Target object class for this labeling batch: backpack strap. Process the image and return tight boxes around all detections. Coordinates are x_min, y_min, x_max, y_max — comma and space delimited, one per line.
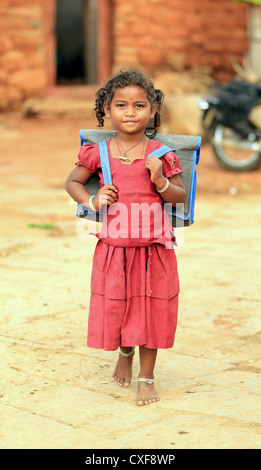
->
146, 145, 174, 159
98, 140, 113, 185
76, 141, 112, 218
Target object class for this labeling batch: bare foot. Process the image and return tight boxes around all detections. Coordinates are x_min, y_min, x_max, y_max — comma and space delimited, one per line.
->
137, 379, 160, 406
112, 347, 135, 387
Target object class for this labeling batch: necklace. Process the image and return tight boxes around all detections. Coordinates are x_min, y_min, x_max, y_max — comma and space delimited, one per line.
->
115, 135, 145, 162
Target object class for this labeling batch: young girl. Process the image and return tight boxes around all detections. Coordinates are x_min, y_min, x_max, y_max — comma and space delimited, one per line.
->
65, 69, 186, 406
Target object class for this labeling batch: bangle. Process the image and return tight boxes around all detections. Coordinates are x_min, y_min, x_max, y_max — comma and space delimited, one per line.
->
156, 178, 170, 193
88, 195, 97, 211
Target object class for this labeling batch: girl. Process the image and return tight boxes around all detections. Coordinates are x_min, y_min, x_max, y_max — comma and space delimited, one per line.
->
65, 69, 186, 406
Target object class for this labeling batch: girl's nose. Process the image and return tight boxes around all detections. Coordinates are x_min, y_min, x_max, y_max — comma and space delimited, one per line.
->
126, 107, 135, 116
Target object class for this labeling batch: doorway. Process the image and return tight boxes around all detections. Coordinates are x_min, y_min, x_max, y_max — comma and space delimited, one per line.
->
56, 0, 97, 85
44, 0, 112, 88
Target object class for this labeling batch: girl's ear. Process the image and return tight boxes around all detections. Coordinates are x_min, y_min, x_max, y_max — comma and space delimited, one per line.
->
150, 102, 158, 120
103, 103, 111, 119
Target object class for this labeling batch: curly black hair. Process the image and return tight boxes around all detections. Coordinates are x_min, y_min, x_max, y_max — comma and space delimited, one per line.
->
94, 69, 164, 129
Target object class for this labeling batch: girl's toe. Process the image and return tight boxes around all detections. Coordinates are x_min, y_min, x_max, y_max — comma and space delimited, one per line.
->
137, 397, 145, 406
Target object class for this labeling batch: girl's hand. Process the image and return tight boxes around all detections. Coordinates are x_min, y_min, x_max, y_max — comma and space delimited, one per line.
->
145, 156, 166, 187
93, 185, 118, 210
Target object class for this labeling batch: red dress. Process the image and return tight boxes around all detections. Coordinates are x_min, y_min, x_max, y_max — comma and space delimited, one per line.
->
76, 139, 183, 350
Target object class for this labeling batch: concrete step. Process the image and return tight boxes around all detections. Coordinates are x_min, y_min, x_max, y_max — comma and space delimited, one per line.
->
23, 85, 98, 118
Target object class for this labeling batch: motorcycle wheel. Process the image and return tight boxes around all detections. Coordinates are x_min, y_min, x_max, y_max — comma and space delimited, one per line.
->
212, 123, 261, 171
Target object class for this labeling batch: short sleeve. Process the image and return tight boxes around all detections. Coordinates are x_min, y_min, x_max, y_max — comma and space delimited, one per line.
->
161, 151, 183, 178
75, 144, 100, 174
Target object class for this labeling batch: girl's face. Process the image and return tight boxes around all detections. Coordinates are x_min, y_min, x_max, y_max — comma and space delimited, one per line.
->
104, 86, 157, 136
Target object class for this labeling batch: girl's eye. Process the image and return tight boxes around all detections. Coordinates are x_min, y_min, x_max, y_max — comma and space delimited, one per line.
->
136, 104, 145, 108
116, 104, 125, 108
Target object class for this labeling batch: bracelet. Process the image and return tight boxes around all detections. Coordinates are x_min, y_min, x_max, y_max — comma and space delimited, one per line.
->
88, 195, 97, 211
156, 178, 170, 193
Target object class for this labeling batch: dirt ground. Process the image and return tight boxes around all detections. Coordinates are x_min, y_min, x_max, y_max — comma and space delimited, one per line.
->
0, 111, 261, 450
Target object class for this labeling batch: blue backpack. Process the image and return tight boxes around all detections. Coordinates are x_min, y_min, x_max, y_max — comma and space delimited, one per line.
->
76, 130, 201, 227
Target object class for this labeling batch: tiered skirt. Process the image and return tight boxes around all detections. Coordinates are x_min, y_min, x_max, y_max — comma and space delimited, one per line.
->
87, 240, 180, 351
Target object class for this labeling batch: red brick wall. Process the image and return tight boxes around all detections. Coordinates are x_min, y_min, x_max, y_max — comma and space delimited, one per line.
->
0, 0, 248, 111
0, 0, 46, 110
112, 0, 248, 82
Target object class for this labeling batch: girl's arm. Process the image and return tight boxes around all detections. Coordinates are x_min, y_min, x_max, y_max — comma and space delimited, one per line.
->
145, 156, 186, 205
65, 165, 118, 210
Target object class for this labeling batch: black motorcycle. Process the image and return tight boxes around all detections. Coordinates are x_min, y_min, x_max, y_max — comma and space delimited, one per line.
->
199, 79, 261, 171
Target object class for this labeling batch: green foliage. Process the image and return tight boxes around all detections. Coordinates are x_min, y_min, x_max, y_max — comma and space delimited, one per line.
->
236, 0, 261, 5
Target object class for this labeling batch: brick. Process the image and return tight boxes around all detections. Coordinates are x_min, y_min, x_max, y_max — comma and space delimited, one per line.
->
9, 0, 42, 6
27, 50, 45, 69
0, 85, 22, 110
0, 35, 13, 53
6, 85, 23, 105
204, 40, 229, 52
0, 85, 8, 109
137, 48, 165, 67
191, 32, 205, 45
184, 14, 203, 30
1, 50, 24, 72
12, 32, 42, 52
9, 69, 46, 93
7, 6, 42, 20
0, 69, 8, 85
205, 53, 223, 69
213, 70, 233, 83
226, 40, 248, 54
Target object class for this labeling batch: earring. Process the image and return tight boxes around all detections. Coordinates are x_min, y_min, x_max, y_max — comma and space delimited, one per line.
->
145, 127, 158, 139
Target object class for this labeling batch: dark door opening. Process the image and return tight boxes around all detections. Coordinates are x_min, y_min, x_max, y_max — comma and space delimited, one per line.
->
56, 0, 97, 85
